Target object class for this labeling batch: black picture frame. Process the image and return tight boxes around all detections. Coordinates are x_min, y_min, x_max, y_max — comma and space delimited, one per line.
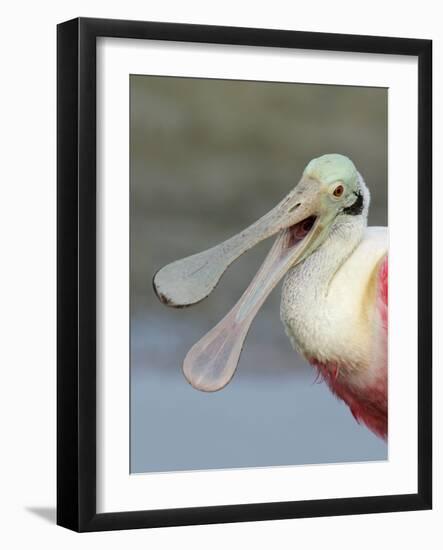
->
57, 17, 432, 532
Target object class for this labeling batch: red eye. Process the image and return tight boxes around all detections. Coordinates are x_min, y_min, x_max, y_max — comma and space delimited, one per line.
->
333, 184, 344, 198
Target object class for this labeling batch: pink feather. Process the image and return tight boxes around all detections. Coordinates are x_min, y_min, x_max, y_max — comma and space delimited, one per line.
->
309, 255, 388, 439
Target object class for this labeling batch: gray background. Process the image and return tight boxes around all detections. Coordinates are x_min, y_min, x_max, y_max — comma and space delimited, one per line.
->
130, 75, 387, 473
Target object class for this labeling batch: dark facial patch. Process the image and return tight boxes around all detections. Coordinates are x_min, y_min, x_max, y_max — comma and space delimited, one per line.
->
342, 191, 364, 216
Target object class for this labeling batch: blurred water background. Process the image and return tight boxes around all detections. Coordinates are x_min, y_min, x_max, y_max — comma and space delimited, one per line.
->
130, 75, 388, 473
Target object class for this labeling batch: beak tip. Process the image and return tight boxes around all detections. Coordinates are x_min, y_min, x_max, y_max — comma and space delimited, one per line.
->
152, 273, 197, 309
152, 269, 177, 307
152, 270, 167, 303
182, 367, 229, 393
153, 265, 211, 308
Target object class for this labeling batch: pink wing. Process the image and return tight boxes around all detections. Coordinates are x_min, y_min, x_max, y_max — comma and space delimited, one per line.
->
360, 253, 388, 439
311, 254, 389, 440
377, 254, 388, 331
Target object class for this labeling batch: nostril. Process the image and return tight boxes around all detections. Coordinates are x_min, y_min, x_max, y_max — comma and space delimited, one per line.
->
289, 202, 301, 213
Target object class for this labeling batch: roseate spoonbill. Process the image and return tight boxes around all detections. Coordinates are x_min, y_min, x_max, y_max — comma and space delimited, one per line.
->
153, 154, 388, 439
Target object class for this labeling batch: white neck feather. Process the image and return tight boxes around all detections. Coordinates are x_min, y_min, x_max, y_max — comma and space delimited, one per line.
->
285, 172, 370, 294
294, 215, 366, 287
280, 212, 368, 366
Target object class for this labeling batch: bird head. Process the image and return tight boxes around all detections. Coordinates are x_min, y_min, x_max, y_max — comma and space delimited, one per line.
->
303, 153, 370, 220
153, 154, 370, 391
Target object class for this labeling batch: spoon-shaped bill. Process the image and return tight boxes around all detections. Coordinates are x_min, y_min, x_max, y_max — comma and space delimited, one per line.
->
183, 221, 323, 391
152, 182, 321, 308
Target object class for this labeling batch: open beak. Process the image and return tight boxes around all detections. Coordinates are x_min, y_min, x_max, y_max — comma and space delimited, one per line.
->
153, 176, 334, 391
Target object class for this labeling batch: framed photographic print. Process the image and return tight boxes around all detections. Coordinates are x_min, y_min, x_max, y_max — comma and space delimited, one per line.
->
57, 17, 432, 532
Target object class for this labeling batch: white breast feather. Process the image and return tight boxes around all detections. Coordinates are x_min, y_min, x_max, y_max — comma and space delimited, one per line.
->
280, 226, 387, 386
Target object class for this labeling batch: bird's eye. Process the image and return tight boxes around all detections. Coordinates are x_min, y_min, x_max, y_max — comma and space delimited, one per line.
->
332, 184, 344, 198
